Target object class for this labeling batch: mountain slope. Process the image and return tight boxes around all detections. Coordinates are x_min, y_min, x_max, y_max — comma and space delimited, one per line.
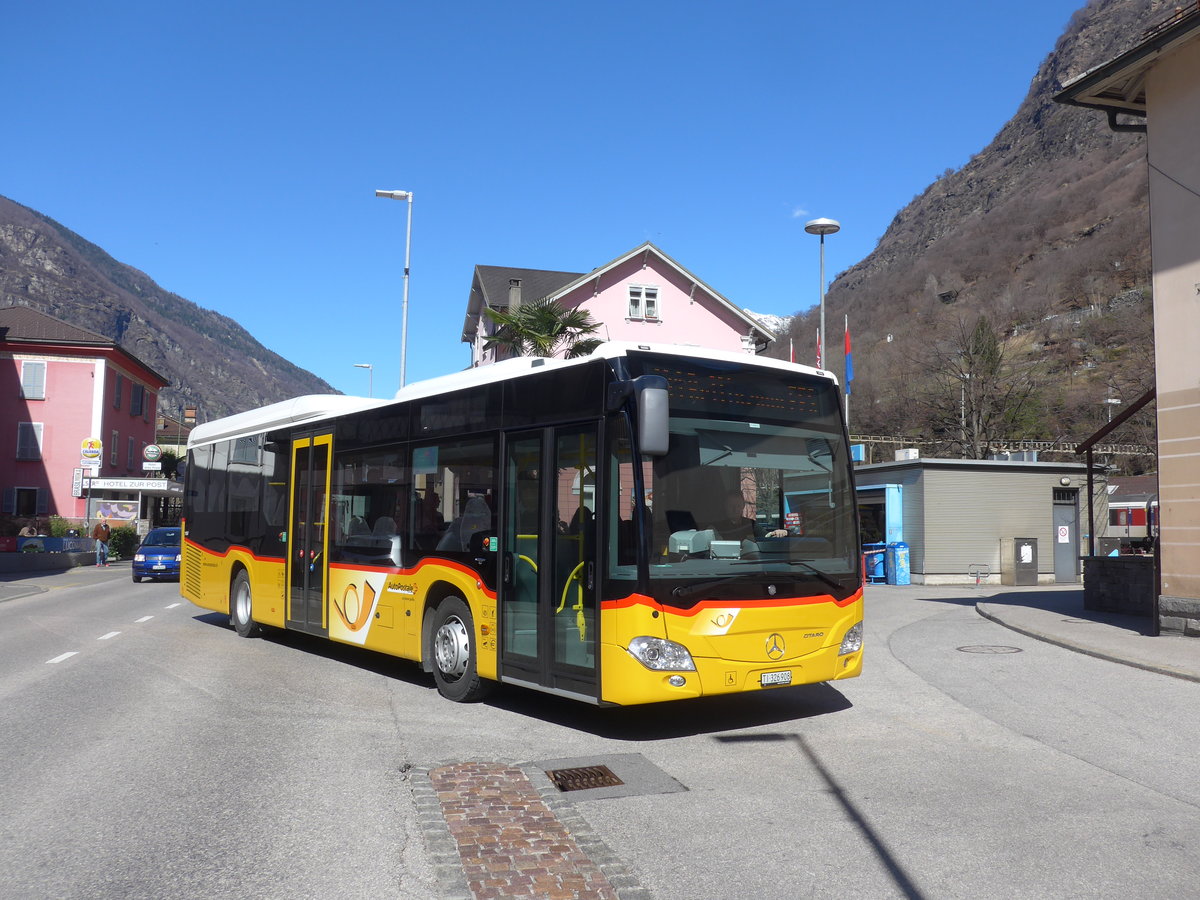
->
781, 0, 1167, 462
0, 194, 334, 419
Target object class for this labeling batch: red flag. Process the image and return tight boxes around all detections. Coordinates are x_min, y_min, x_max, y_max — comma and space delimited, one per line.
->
815, 328, 822, 369
789, 338, 795, 363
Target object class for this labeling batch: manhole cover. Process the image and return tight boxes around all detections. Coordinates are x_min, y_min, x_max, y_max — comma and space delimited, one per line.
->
546, 765, 625, 792
957, 645, 1024, 654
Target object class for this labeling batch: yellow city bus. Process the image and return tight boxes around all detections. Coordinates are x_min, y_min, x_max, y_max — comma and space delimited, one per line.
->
180, 342, 862, 704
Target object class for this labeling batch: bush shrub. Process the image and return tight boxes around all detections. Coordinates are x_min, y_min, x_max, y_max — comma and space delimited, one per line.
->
47, 516, 78, 537
108, 527, 140, 559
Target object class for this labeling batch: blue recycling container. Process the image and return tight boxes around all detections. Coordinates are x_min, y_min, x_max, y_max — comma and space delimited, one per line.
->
885, 542, 911, 585
863, 542, 886, 583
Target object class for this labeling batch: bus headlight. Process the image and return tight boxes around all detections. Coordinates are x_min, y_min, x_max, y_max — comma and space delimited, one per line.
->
627, 636, 697, 671
839, 622, 863, 655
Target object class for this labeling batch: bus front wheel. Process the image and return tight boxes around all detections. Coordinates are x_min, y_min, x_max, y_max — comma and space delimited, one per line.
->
430, 596, 491, 703
230, 570, 262, 638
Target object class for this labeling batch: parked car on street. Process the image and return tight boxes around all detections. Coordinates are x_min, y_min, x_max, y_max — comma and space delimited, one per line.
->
132, 527, 182, 582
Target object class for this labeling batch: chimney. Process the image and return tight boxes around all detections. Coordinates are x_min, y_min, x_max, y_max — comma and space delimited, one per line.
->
508, 278, 522, 309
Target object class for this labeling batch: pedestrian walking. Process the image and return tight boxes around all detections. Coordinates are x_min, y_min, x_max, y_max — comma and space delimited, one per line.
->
91, 520, 111, 566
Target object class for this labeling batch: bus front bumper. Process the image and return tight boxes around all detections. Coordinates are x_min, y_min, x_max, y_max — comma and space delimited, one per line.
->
599, 639, 862, 706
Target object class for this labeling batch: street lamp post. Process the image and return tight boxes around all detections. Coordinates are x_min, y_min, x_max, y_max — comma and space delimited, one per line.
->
1105, 397, 1122, 423
804, 218, 841, 371
354, 363, 374, 398
375, 188, 414, 389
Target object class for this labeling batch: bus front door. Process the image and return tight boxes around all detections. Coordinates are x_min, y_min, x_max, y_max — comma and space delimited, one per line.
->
287, 434, 331, 636
500, 426, 599, 700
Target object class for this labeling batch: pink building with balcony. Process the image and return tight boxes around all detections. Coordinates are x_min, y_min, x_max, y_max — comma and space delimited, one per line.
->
461, 242, 778, 366
1, 306, 168, 524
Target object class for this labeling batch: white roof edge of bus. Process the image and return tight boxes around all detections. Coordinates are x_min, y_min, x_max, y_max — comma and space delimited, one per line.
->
188, 395, 388, 448
387, 341, 836, 403
189, 342, 837, 448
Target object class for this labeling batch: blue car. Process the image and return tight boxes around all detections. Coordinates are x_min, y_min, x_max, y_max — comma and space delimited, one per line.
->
132, 527, 182, 582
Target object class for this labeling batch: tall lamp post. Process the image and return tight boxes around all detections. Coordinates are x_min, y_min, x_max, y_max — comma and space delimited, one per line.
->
804, 218, 840, 371
375, 188, 414, 389
354, 363, 374, 398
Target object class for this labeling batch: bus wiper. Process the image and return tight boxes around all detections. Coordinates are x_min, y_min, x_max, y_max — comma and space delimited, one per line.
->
671, 576, 739, 601
785, 561, 844, 593
727, 559, 844, 592
672, 563, 844, 602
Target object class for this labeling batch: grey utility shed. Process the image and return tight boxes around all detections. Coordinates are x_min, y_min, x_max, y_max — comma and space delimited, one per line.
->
854, 457, 1108, 585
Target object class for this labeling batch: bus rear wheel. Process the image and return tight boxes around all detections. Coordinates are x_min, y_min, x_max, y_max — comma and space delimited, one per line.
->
430, 596, 491, 702
230, 570, 262, 638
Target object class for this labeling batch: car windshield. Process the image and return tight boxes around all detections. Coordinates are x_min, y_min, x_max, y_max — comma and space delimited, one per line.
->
143, 530, 181, 547
610, 353, 859, 604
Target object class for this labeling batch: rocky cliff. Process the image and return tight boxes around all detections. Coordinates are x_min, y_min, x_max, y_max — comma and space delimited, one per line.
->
0, 194, 334, 419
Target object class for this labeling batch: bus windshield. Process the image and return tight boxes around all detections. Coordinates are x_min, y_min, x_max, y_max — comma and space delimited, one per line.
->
616, 353, 858, 604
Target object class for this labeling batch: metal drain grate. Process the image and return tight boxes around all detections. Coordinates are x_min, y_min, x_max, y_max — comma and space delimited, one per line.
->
546, 765, 625, 792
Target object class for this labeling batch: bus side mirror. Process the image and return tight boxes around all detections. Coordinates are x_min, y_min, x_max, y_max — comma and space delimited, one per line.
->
635, 375, 669, 456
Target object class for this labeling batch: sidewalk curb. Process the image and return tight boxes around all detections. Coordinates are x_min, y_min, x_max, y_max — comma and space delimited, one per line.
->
976, 603, 1200, 684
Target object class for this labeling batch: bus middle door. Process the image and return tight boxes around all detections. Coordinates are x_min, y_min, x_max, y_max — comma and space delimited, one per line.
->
287, 434, 332, 636
499, 425, 599, 700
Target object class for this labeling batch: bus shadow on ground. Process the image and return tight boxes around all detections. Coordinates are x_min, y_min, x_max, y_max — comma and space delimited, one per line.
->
489, 682, 853, 741
192, 611, 854, 737
192, 612, 436, 687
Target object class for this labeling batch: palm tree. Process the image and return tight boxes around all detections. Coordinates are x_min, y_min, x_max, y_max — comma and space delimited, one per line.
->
483, 297, 603, 359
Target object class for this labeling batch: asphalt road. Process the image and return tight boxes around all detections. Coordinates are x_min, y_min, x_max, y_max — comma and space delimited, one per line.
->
1, 571, 1196, 899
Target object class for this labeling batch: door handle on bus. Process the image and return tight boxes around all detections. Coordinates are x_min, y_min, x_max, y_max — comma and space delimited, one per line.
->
586, 561, 594, 591
502, 552, 513, 586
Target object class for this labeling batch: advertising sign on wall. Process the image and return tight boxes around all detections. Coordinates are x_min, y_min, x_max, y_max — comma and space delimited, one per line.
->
89, 500, 139, 522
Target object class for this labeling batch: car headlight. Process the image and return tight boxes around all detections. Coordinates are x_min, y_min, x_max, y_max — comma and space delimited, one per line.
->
134, 554, 146, 562
627, 636, 696, 671
839, 622, 863, 655
174, 554, 182, 562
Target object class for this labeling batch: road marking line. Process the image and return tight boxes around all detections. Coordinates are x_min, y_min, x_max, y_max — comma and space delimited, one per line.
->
165, 603, 181, 609
135, 616, 153, 623
99, 632, 121, 641
47, 652, 78, 664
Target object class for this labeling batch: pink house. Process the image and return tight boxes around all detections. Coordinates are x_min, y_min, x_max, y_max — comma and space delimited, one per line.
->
461, 242, 778, 366
1, 306, 168, 525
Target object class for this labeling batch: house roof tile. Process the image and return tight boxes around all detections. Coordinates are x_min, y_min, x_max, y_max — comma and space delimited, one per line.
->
0, 304, 113, 345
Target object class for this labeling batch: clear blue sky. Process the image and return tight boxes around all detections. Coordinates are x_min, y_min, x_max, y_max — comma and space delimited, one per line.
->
5, 0, 1086, 402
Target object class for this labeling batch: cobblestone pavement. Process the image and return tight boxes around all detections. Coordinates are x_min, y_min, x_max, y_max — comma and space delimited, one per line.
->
413, 762, 651, 900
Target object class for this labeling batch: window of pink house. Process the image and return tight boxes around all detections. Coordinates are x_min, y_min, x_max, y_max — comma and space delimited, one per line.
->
628, 285, 659, 321
20, 361, 46, 400
17, 423, 44, 460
